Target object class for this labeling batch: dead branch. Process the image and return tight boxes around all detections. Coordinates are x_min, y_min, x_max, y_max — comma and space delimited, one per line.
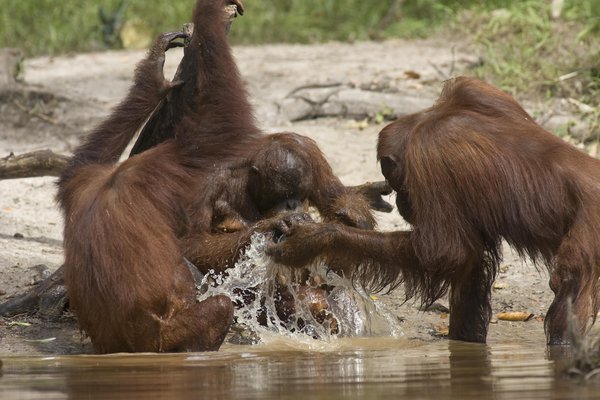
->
0, 266, 67, 319
0, 150, 69, 180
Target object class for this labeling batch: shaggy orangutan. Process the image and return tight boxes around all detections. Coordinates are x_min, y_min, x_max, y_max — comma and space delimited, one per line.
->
180, 132, 380, 273
176, 126, 395, 334
178, 133, 383, 333
0, 0, 392, 334
56, 0, 251, 353
53, 0, 386, 351
267, 76, 600, 345
118, 0, 388, 277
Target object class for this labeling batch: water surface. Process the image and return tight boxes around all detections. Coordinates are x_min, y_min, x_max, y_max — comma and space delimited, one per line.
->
3, 237, 595, 399
1, 337, 597, 400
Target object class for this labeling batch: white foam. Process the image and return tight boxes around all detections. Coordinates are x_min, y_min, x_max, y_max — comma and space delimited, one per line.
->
198, 233, 403, 342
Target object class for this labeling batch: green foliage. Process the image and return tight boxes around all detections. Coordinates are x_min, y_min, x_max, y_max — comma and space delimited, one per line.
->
0, 0, 597, 109
228, 0, 394, 43
460, 2, 558, 93
0, 0, 194, 55
0, 0, 524, 55
1, 0, 101, 55
453, 1, 600, 107
566, 0, 600, 40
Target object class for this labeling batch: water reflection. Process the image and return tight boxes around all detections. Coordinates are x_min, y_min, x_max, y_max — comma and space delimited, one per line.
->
1, 338, 598, 400
448, 341, 493, 398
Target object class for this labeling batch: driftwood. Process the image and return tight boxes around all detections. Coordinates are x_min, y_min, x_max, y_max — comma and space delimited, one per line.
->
280, 85, 435, 122
0, 267, 67, 319
0, 150, 69, 179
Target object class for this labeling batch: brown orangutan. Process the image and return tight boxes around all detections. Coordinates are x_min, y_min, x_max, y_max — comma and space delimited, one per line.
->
118, 0, 389, 332
55, 0, 252, 353
48, 0, 390, 351
179, 132, 380, 274
267, 76, 600, 345
0, 0, 392, 338
177, 132, 386, 333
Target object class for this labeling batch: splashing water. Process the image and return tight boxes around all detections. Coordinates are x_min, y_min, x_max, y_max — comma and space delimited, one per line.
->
197, 233, 403, 343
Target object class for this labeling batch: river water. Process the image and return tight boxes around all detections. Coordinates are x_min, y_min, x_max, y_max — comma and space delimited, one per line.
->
2, 235, 598, 399
1, 337, 598, 399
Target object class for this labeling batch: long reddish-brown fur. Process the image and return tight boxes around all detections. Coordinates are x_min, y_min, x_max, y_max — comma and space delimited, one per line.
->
55, 0, 380, 351
180, 131, 377, 274
125, 9, 380, 275
56, 0, 248, 353
268, 76, 600, 345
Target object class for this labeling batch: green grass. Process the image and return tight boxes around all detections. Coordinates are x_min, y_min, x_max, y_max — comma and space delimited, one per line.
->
1, 0, 598, 115
0, 0, 521, 55
452, 0, 600, 109
0, 0, 193, 55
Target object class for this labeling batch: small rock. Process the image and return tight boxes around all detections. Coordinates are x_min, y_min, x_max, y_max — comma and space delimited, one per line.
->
404, 70, 421, 80
28, 264, 51, 286
543, 114, 589, 142
429, 323, 449, 337
420, 302, 449, 313
13, 233, 24, 239
499, 264, 511, 273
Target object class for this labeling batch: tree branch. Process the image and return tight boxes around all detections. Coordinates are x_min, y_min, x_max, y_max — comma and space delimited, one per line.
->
0, 150, 69, 179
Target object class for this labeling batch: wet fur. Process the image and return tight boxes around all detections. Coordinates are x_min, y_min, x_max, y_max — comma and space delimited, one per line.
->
269, 77, 600, 345
379, 77, 600, 344
56, 1, 245, 353
180, 132, 376, 274
57, 0, 378, 352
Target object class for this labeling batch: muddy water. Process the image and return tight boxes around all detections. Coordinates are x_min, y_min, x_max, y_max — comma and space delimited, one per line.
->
1, 337, 597, 400
2, 238, 596, 399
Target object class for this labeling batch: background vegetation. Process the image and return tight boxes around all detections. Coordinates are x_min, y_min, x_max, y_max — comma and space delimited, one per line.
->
1, 0, 598, 110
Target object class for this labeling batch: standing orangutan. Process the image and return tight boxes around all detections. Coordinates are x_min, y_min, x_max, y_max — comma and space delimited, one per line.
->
267, 76, 600, 345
